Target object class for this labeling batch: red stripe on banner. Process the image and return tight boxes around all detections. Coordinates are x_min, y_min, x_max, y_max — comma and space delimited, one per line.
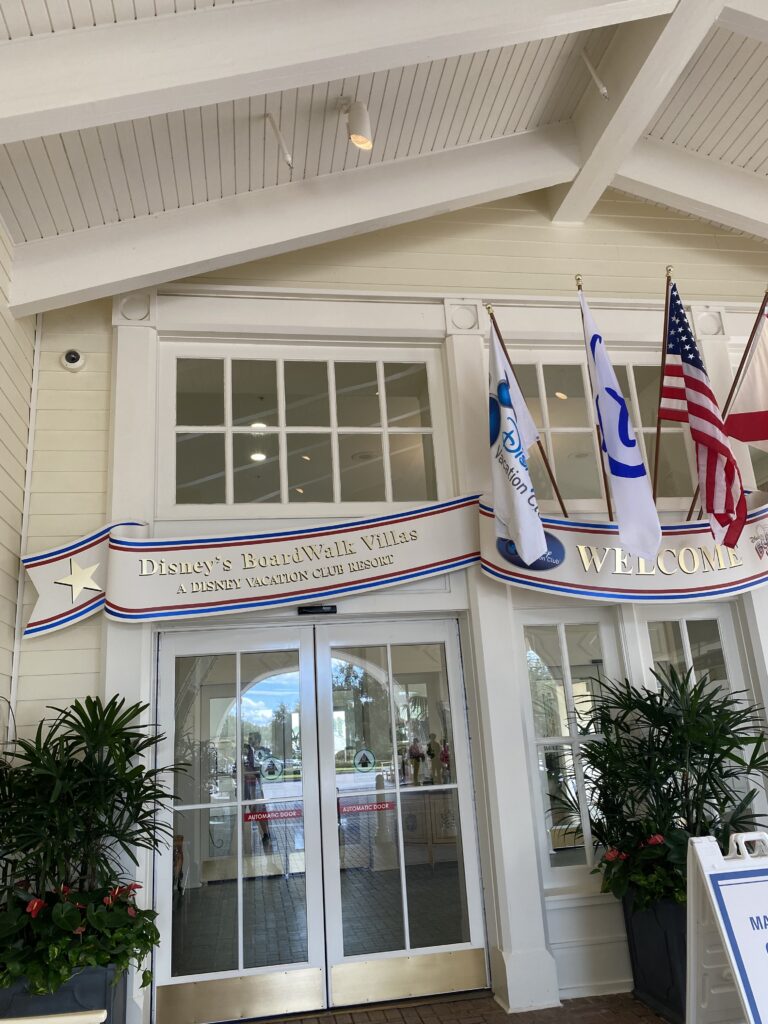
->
243, 808, 302, 823
105, 552, 481, 615
726, 409, 768, 443
26, 591, 105, 629
339, 801, 396, 814
27, 534, 106, 568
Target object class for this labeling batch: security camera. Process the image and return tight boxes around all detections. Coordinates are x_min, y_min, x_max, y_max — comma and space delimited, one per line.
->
60, 349, 85, 372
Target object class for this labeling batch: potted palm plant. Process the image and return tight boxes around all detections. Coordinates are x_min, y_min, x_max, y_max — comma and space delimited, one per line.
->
576, 665, 768, 1024
0, 695, 176, 1021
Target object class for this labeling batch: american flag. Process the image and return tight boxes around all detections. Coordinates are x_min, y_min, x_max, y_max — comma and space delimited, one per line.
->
659, 283, 746, 548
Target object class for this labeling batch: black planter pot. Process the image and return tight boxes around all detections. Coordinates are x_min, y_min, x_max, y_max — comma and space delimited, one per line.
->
622, 892, 686, 1024
0, 965, 126, 1022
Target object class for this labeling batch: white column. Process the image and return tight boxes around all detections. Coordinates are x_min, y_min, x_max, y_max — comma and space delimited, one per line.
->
444, 300, 560, 1011
106, 291, 159, 1024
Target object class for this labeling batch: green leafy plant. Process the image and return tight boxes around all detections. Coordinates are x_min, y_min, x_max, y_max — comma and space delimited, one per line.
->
0, 696, 178, 994
576, 666, 768, 909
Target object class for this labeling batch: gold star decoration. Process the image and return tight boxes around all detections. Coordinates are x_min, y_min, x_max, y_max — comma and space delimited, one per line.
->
54, 559, 103, 603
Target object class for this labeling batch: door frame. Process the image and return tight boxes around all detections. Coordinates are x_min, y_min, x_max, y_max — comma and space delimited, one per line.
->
153, 616, 488, 1021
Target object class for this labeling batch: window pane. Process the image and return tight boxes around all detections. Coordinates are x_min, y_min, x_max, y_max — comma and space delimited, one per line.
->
287, 434, 333, 502
389, 433, 436, 502
614, 365, 636, 417
336, 362, 381, 427
644, 431, 692, 499
337, 792, 405, 955
750, 445, 768, 492
385, 363, 432, 428
687, 619, 728, 688
564, 625, 603, 730
175, 654, 237, 805
514, 364, 543, 427
176, 433, 225, 503
242, 801, 308, 968
543, 365, 589, 427
538, 744, 585, 867
241, 650, 303, 798
331, 646, 394, 794
551, 433, 602, 499
525, 625, 567, 738
339, 434, 385, 500
233, 433, 280, 502
172, 806, 239, 976
285, 361, 330, 427
648, 620, 686, 677
400, 790, 470, 948
634, 365, 661, 428
176, 359, 224, 426
391, 643, 454, 788
232, 360, 278, 427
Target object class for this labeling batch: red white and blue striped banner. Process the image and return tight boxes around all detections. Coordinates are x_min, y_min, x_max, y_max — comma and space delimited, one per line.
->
22, 497, 480, 637
480, 500, 768, 602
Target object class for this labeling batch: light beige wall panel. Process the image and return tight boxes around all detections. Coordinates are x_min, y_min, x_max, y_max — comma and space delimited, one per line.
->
187, 190, 768, 301
15, 299, 112, 735
0, 222, 33, 726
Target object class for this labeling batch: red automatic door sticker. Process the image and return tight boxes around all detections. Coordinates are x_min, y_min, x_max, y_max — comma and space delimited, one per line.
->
243, 807, 302, 822
340, 800, 396, 813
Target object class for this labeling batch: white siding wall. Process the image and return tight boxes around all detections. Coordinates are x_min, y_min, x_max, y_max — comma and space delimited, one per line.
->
14, 300, 112, 735
0, 224, 34, 734
185, 190, 768, 300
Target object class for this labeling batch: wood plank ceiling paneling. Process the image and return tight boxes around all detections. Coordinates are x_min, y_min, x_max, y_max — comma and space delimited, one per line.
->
0, 0, 255, 37
646, 27, 768, 177
0, 26, 615, 241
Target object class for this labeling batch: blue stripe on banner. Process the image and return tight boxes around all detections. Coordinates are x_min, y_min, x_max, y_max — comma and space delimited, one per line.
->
24, 598, 106, 636
23, 521, 144, 566
480, 561, 768, 601
110, 496, 481, 551
106, 556, 480, 621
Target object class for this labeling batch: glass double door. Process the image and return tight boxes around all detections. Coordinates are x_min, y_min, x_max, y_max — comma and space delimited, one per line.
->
155, 620, 486, 1024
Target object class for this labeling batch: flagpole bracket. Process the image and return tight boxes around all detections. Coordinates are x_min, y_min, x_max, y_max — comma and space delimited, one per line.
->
575, 274, 583, 290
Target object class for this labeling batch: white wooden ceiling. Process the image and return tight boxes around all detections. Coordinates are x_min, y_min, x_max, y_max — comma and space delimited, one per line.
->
647, 26, 768, 176
2, 0, 768, 315
0, 0, 257, 38
0, 27, 614, 242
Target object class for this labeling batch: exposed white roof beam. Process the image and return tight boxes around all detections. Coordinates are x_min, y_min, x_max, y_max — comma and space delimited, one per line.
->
551, 0, 725, 223
615, 137, 768, 240
9, 124, 579, 317
0, 0, 675, 145
720, 0, 768, 44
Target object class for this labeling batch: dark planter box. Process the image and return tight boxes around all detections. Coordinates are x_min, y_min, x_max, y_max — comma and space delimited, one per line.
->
622, 892, 686, 1024
0, 965, 126, 1022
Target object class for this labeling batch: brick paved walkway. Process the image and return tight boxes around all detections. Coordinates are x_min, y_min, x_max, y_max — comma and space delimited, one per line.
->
272, 992, 663, 1024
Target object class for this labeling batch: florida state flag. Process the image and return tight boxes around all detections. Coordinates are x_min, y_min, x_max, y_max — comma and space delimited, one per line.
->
725, 309, 768, 453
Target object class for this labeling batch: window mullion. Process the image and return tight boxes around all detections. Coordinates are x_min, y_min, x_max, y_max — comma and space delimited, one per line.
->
328, 360, 340, 503
277, 359, 288, 504
680, 619, 695, 677
224, 358, 234, 506
378, 362, 393, 502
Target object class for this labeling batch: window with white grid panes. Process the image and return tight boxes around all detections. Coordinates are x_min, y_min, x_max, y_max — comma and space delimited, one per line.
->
513, 360, 695, 509
170, 354, 438, 507
524, 622, 606, 870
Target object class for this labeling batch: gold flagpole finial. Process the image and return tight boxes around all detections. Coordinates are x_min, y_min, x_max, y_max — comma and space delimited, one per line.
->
575, 274, 583, 291
666, 265, 674, 279
485, 303, 493, 314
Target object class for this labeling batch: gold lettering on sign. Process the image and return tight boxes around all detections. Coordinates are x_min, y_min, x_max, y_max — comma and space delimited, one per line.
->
613, 549, 633, 575
637, 557, 656, 576
577, 546, 612, 573
677, 547, 700, 575
728, 548, 743, 568
576, 543, 741, 578
656, 549, 676, 575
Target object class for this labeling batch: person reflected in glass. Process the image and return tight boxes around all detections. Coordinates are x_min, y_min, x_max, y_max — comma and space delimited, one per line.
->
408, 736, 425, 786
244, 731, 270, 843
426, 733, 440, 784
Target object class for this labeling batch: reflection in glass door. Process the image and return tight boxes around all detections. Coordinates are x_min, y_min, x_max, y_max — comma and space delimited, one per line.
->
155, 621, 486, 1024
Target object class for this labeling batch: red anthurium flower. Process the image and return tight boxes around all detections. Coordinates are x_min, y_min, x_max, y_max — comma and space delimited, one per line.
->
646, 834, 665, 846
127, 906, 137, 918
73, 925, 86, 935
26, 897, 47, 918
59, 884, 71, 895
618, 852, 629, 861
604, 848, 620, 862
126, 883, 142, 892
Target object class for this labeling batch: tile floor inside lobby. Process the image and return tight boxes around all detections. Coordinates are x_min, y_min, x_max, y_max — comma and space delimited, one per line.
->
268, 993, 663, 1024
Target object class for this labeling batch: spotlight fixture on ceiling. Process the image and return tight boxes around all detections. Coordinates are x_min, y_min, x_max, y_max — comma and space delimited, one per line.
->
339, 98, 373, 151
580, 51, 609, 100
265, 113, 294, 169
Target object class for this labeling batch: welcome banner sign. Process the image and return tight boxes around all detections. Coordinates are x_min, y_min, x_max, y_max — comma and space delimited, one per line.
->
23, 497, 481, 636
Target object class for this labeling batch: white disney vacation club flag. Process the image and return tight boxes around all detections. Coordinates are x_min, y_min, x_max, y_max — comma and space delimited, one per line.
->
580, 291, 661, 562
489, 321, 548, 566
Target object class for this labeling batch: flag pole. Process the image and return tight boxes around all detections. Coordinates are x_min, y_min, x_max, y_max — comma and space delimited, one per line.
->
575, 275, 614, 522
486, 304, 569, 518
652, 266, 674, 501
685, 283, 768, 520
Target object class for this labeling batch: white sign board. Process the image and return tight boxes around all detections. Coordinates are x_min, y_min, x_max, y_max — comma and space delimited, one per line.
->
688, 833, 768, 1024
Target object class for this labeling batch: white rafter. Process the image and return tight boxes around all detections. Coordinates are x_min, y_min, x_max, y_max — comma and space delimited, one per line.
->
720, 0, 768, 44
8, 124, 579, 316
551, 0, 725, 223
0, 0, 675, 145
615, 137, 768, 240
